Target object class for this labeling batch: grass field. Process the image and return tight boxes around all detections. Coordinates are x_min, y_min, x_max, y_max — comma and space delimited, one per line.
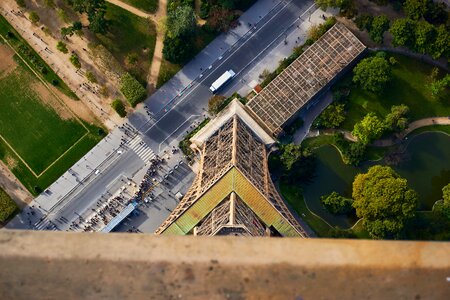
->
0, 52, 103, 195
97, 3, 157, 84
121, 0, 158, 13
0, 15, 77, 100
339, 53, 450, 131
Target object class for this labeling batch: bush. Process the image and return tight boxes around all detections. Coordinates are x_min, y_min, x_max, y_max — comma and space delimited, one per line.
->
321, 191, 354, 215
56, 41, 68, 54
69, 54, 81, 69
15, 0, 26, 8
120, 72, 147, 107
111, 99, 127, 117
208, 95, 226, 115
0, 188, 19, 222
29, 12, 40, 24
85, 71, 97, 83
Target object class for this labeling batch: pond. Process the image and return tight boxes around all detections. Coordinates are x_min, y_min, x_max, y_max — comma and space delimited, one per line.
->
302, 132, 450, 229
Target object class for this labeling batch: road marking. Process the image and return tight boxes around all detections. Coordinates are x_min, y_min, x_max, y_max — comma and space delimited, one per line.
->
158, 115, 201, 152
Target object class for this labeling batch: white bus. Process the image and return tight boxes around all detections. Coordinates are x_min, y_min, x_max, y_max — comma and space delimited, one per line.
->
209, 69, 236, 93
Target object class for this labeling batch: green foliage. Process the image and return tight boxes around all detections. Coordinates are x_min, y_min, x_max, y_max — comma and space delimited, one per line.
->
355, 14, 373, 31
163, 35, 195, 64
69, 54, 81, 69
111, 99, 127, 117
390, 18, 417, 47
352, 165, 419, 239
403, 0, 428, 20
206, 6, 239, 33
307, 17, 337, 41
44, 0, 56, 8
0, 188, 18, 222
166, 5, 196, 38
85, 71, 97, 83
57, 9, 70, 23
352, 113, 386, 145
369, 15, 390, 44
414, 20, 436, 54
424, 1, 449, 25
432, 183, 450, 220
279, 144, 303, 171
126, 52, 139, 65
320, 191, 354, 215
67, 0, 108, 34
332, 133, 367, 166
353, 56, 391, 93
179, 118, 210, 158
314, 103, 346, 129
157, 59, 181, 88
430, 25, 449, 59
384, 104, 409, 131
119, 72, 147, 107
15, 0, 26, 8
429, 74, 450, 99
56, 41, 68, 54
29, 12, 40, 24
208, 95, 227, 115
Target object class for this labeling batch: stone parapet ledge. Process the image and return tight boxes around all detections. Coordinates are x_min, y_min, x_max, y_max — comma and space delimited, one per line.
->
0, 230, 449, 299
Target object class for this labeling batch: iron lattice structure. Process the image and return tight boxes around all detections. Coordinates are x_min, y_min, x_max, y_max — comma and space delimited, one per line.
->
155, 102, 308, 237
247, 23, 366, 135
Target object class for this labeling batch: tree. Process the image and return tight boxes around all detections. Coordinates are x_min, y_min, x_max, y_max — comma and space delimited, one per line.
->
61, 26, 73, 38
15, 0, 26, 8
432, 183, 450, 220
206, 7, 238, 33
166, 6, 196, 38
162, 35, 195, 64
414, 20, 436, 54
343, 142, 366, 166
279, 144, 303, 171
29, 11, 40, 24
352, 165, 418, 239
67, 0, 108, 34
353, 56, 391, 92
384, 104, 409, 131
89, 10, 108, 34
429, 74, 450, 99
369, 15, 390, 44
354, 14, 373, 31
314, 103, 346, 128
424, 1, 449, 25
352, 113, 386, 145
403, 0, 428, 20
111, 99, 127, 117
208, 95, 227, 115
321, 191, 354, 215
120, 72, 147, 107
69, 54, 81, 69
430, 25, 450, 59
390, 18, 416, 47
56, 41, 68, 54
85, 71, 97, 83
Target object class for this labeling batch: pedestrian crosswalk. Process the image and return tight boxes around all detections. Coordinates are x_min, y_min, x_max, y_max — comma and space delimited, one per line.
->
128, 136, 156, 162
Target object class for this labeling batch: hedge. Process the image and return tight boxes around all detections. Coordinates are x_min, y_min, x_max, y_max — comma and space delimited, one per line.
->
0, 188, 18, 223
120, 72, 147, 107
111, 99, 127, 117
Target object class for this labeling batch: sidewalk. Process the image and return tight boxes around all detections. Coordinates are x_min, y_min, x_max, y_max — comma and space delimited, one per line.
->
146, 0, 289, 113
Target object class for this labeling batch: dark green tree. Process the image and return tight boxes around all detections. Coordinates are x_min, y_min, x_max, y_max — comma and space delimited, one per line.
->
162, 35, 195, 64
414, 20, 436, 54
314, 103, 346, 128
390, 18, 416, 47
279, 144, 303, 171
352, 165, 418, 239
369, 15, 390, 44
403, 0, 428, 20
166, 5, 197, 38
384, 104, 409, 131
353, 56, 391, 92
430, 25, 450, 59
321, 191, 354, 215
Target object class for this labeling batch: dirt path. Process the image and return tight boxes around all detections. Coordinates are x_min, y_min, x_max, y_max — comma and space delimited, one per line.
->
0, 161, 33, 209
105, 0, 167, 91
314, 117, 450, 147
0, 1, 120, 129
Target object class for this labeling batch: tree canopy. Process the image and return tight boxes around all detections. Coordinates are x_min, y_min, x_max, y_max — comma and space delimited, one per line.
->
166, 5, 197, 38
384, 104, 409, 132
352, 165, 418, 239
390, 18, 417, 48
403, 0, 428, 20
352, 113, 386, 145
321, 191, 354, 215
279, 143, 303, 171
314, 103, 346, 129
353, 56, 391, 93
369, 15, 390, 44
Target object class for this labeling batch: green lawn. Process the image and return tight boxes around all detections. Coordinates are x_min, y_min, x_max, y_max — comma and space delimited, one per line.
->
97, 3, 157, 84
157, 58, 182, 88
0, 63, 103, 196
279, 181, 332, 237
339, 53, 450, 131
0, 15, 77, 100
121, 0, 158, 13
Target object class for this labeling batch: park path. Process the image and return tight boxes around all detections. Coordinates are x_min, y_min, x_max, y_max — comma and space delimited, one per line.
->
105, 0, 167, 91
309, 117, 450, 147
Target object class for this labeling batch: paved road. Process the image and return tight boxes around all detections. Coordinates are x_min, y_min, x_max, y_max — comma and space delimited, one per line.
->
7, 0, 317, 232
